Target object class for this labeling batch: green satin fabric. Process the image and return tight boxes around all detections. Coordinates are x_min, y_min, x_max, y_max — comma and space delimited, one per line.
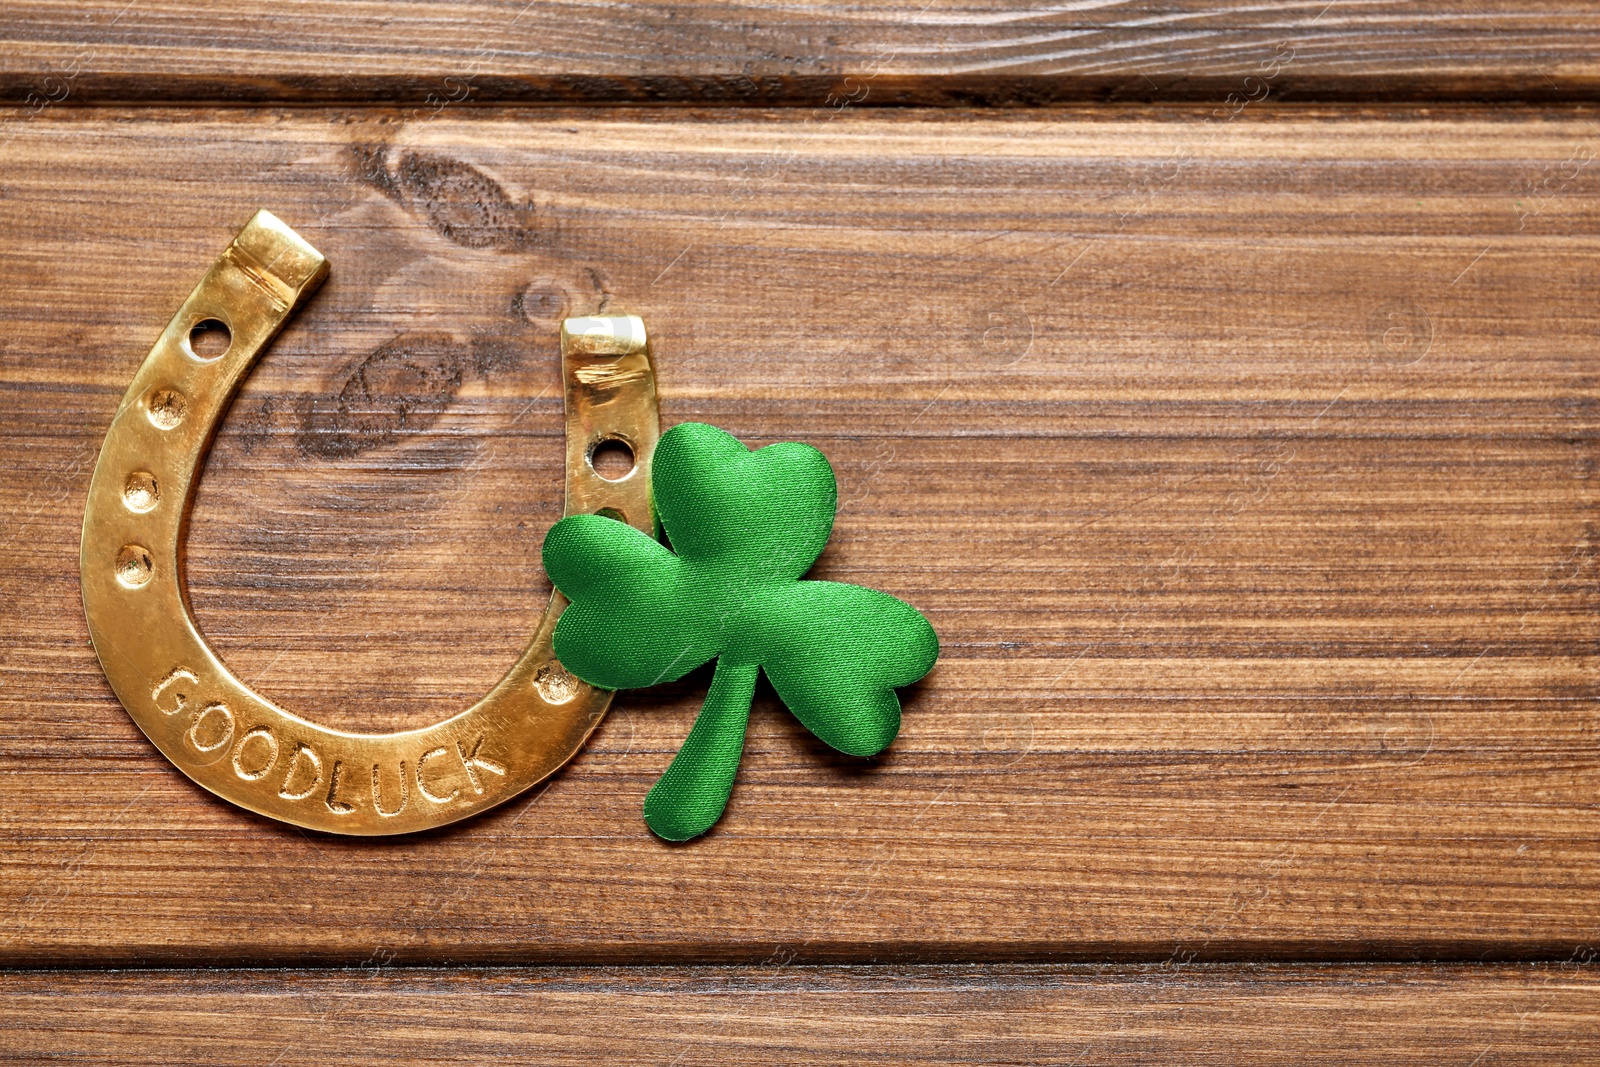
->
543, 422, 939, 840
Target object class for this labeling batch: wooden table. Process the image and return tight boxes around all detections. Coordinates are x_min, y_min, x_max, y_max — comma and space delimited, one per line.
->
3, 3, 1599, 1062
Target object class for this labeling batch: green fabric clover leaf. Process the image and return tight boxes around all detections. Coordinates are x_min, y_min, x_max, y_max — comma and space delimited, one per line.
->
542, 421, 939, 841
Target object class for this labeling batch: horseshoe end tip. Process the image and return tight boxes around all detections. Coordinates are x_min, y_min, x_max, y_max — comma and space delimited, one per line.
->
236, 208, 330, 303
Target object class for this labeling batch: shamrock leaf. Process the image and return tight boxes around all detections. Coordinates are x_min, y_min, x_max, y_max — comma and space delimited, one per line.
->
543, 422, 938, 840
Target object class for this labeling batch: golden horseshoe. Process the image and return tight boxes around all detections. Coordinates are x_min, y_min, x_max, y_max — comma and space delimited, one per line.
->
79, 210, 659, 835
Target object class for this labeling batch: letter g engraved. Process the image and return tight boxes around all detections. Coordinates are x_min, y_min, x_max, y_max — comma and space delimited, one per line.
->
152, 668, 198, 715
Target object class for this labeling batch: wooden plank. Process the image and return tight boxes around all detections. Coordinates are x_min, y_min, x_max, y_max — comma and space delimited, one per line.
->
2, 107, 1599, 964
4, 963, 1599, 1064
3, 3, 1600, 106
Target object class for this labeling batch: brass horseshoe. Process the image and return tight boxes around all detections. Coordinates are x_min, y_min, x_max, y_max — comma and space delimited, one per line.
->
79, 210, 659, 835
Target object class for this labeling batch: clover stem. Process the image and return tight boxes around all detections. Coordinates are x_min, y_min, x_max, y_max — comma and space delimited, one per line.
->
643, 659, 760, 841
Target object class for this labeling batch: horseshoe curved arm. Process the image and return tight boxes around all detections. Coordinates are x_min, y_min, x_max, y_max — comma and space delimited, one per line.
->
79, 210, 658, 835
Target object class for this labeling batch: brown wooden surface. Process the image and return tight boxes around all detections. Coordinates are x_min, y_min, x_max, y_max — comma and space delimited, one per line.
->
7, 964, 1600, 1065
5, 3, 1600, 1058
4, 2, 1600, 105
2, 107, 1599, 969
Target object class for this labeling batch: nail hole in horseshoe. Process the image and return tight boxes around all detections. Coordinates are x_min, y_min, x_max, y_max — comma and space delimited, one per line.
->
186, 318, 232, 362
594, 507, 625, 523
588, 437, 635, 481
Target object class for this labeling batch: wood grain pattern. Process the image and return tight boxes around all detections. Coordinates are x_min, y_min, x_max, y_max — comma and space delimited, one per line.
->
3, 2, 1600, 105
5, 964, 1599, 1064
2, 107, 1597, 965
